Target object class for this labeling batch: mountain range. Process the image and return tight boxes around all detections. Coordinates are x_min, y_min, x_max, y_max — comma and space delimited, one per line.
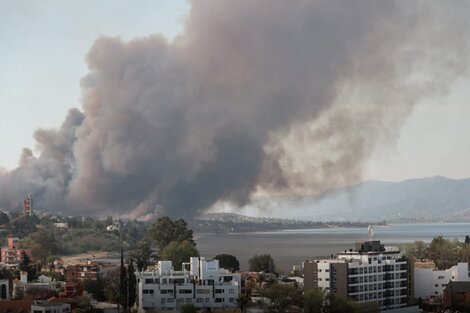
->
286, 176, 470, 222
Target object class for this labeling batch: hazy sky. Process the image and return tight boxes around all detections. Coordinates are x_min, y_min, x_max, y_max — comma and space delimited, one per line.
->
1, 0, 470, 183
0, 0, 188, 169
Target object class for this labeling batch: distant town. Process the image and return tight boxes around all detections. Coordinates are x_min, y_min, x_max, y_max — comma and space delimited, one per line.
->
1, 195, 470, 313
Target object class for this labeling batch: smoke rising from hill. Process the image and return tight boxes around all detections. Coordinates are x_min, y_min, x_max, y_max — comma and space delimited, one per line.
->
0, 1, 469, 218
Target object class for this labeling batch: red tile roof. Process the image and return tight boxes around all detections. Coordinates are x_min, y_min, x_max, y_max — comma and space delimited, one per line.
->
0, 300, 33, 313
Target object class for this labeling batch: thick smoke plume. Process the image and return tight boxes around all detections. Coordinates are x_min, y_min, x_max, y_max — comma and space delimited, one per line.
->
0, 0, 469, 218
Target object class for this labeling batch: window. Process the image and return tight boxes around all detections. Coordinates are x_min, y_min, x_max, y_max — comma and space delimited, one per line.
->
229, 298, 235, 303
145, 279, 154, 284
197, 298, 204, 303
167, 298, 174, 303
215, 289, 224, 294
205, 298, 210, 303
161, 289, 167, 294
161, 298, 166, 304
229, 289, 234, 294
435, 284, 438, 287
179, 289, 192, 294
438, 276, 445, 279
197, 289, 210, 294
186, 298, 192, 303
215, 298, 223, 303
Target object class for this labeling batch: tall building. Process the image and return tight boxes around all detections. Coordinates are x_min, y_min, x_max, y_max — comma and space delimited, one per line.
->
137, 257, 240, 312
303, 240, 408, 311
23, 194, 33, 216
0, 236, 32, 266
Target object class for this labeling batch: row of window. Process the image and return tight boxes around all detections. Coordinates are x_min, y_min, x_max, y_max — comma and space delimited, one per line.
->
158, 297, 237, 304
143, 288, 236, 295
144, 278, 187, 284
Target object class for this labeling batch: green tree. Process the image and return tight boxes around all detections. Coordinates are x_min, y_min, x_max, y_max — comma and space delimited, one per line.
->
214, 254, 240, 272
161, 240, 199, 270
237, 294, 250, 313
119, 249, 128, 310
83, 277, 105, 301
19, 251, 37, 281
180, 304, 197, 313
127, 259, 137, 308
260, 283, 302, 313
147, 217, 194, 252
428, 236, 457, 269
248, 254, 275, 273
22, 231, 58, 265
105, 216, 113, 226
104, 268, 120, 303
129, 239, 153, 271
304, 288, 326, 313
465, 235, 470, 245
404, 241, 428, 260
461, 244, 470, 263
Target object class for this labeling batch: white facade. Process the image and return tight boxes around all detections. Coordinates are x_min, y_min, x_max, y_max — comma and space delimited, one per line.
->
31, 303, 71, 313
317, 260, 340, 290
414, 262, 470, 299
311, 241, 408, 312
344, 255, 408, 311
137, 257, 240, 312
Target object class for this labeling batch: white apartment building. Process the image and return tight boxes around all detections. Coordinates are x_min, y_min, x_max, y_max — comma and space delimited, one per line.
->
137, 257, 240, 312
304, 240, 409, 312
414, 262, 470, 300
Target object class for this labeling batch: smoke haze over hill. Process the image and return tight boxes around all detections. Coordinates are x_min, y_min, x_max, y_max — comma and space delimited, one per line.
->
0, 1, 469, 218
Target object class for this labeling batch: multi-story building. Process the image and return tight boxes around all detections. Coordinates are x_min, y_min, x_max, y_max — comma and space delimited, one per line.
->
23, 194, 34, 216
303, 240, 408, 311
414, 262, 470, 300
137, 257, 240, 312
0, 236, 32, 266
65, 260, 117, 282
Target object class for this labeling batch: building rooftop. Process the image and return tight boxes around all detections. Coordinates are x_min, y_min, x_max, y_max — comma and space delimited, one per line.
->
0, 301, 33, 313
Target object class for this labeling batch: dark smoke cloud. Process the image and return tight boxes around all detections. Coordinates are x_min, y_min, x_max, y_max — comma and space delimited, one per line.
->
0, 0, 469, 218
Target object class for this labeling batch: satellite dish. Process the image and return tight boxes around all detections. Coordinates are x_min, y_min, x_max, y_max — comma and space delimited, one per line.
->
368, 225, 374, 239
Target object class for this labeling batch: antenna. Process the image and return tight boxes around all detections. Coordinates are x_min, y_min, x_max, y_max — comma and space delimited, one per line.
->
367, 225, 374, 241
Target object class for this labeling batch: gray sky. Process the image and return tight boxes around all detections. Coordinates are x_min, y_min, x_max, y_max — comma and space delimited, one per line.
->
1, 0, 470, 184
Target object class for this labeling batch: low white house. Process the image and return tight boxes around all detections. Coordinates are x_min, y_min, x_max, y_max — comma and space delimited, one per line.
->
137, 257, 240, 312
31, 302, 71, 313
414, 262, 470, 299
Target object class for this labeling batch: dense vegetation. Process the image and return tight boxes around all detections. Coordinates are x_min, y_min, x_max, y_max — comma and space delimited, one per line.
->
0, 213, 146, 262
404, 235, 470, 269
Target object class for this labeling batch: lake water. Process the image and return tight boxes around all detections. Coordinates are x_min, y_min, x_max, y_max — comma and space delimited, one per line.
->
195, 223, 470, 272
